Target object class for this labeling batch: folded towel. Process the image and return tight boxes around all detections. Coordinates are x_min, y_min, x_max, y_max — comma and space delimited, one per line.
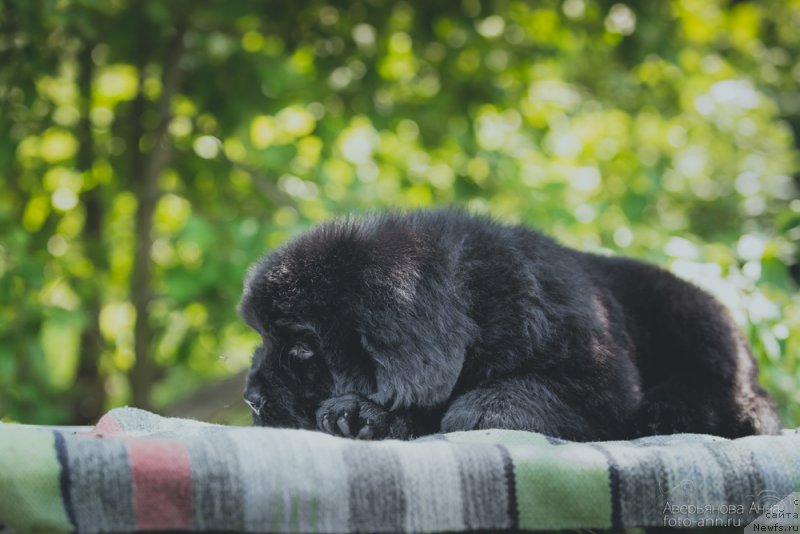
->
1, 407, 798, 533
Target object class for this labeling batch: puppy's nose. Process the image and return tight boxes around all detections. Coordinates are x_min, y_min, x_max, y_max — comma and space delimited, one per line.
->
243, 391, 266, 416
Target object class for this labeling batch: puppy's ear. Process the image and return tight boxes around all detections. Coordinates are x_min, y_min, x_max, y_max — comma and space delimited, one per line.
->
239, 258, 273, 335
357, 277, 479, 410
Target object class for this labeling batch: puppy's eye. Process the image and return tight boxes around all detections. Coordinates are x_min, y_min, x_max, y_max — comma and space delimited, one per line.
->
288, 342, 313, 360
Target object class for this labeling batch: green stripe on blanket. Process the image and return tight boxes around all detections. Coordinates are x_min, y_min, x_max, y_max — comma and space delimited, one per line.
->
1, 408, 799, 533
0, 425, 72, 533
511, 439, 612, 529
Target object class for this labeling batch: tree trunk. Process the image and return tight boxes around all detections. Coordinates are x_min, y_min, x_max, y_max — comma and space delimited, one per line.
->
129, 22, 186, 410
72, 42, 107, 424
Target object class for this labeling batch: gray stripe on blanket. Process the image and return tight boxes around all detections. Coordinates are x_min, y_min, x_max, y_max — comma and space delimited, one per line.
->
749, 436, 798, 509
658, 442, 727, 524
294, 431, 352, 533
186, 431, 245, 530
344, 442, 406, 532
395, 440, 464, 532
230, 428, 352, 533
65, 437, 135, 533
703, 439, 766, 523
453, 443, 511, 530
229, 428, 285, 532
595, 442, 671, 526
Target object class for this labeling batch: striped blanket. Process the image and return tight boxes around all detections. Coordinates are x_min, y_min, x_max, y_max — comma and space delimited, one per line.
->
0, 407, 798, 533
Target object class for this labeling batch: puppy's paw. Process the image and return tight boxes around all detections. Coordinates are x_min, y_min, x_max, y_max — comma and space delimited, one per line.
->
316, 394, 410, 440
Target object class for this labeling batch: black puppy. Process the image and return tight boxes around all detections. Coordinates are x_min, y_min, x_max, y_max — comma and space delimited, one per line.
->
239, 210, 780, 440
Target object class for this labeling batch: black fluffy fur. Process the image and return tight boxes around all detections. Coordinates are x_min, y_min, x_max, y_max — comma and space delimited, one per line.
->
239, 210, 780, 441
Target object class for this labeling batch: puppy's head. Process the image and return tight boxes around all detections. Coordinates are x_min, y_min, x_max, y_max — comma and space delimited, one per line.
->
239, 241, 339, 428
238, 218, 416, 427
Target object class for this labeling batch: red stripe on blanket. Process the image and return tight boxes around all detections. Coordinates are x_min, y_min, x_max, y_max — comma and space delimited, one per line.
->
127, 438, 193, 530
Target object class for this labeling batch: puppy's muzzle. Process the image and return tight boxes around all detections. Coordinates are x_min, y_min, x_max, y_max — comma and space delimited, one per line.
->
244, 392, 266, 416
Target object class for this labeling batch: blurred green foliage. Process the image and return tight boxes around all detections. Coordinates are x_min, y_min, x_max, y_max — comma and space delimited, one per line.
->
1, 0, 798, 426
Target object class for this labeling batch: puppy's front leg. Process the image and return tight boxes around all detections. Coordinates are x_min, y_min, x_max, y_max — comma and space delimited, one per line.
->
316, 394, 413, 440
441, 375, 601, 440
